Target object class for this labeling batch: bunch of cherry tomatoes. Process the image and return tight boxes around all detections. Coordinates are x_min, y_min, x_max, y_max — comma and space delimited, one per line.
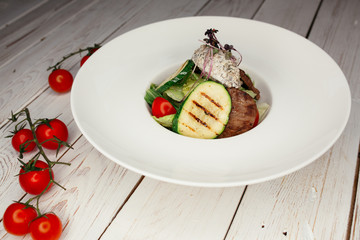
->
3, 44, 100, 239
3, 109, 70, 239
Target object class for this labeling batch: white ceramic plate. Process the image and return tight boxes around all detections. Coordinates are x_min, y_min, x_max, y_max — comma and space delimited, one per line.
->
71, 16, 351, 187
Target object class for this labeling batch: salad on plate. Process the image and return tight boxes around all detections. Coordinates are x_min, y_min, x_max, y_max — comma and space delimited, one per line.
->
145, 29, 269, 139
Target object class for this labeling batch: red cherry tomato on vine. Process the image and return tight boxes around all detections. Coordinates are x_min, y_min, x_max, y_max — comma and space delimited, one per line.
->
48, 69, 73, 93
89, 47, 99, 54
30, 213, 62, 240
3, 203, 37, 236
152, 97, 177, 118
11, 129, 36, 152
80, 47, 100, 67
80, 55, 90, 66
19, 160, 53, 195
35, 119, 68, 150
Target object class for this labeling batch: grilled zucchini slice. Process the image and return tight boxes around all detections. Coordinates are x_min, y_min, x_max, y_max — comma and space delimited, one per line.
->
173, 81, 231, 139
156, 60, 195, 93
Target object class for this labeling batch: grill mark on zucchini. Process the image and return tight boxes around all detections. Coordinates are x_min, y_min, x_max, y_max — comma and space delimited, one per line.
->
200, 92, 223, 110
192, 100, 224, 125
184, 109, 219, 135
180, 122, 196, 132
188, 111, 209, 129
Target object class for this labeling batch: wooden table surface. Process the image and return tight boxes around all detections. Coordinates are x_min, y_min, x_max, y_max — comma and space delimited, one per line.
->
0, 0, 359, 239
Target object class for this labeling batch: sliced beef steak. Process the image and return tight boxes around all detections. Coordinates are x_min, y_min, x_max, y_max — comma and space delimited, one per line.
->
218, 87, 258, 138
240, 69, 260, 100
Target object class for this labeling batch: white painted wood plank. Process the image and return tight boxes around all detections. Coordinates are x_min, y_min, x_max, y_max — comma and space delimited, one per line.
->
101, 178, 245, 240
307, 0, 360, 100
0, 0, 152, 126
0, 0, 46, 29
0, 0, 99, 68
101, 0, 208, 41
225, 0, 360, 238
308, 1, 360, 238
255, 0, 320, 36
196, 0, 263, 18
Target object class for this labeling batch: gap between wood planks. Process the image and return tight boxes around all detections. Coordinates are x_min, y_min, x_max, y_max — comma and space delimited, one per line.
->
194, 0, 211, 16
346, 145, 360, 240
305, 0, 324, 38
222, 186, 248, 240
250, 0, 266, 19
97, 176, 145, 240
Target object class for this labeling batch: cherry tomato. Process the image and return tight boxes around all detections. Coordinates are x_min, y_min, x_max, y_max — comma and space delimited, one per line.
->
48, 69, 73, 93
11, 129, 36, 152
152, 97, 176, 118
35, 119, 68, 150
80, 55, 90, 66
3, 203, 37, 236
30, 213, 62, 240
80, 47, 100, 67
253, 109, 259, 127
19, 160, 53, 195
89, 47, 99, 54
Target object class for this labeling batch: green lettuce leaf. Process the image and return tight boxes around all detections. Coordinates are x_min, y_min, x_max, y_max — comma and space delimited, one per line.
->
152, 114, 175, 128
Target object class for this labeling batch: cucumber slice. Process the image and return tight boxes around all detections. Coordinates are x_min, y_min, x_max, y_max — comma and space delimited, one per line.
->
156, 60, 195, 93
173, 81, 231, 139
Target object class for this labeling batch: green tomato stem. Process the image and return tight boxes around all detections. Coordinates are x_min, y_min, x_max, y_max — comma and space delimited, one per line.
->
47, 43, 101, 71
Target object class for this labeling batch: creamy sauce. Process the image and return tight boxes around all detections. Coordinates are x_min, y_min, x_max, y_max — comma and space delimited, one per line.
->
191, 45, 242, 88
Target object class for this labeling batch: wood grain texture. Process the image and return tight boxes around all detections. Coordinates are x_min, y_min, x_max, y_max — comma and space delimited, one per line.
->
101, 178, 245, 240
0, 0, 46, 29
0, 0, 97, 67
0, 0, 152, 126
101, 0, 209, 42
196, 0, 264, 18
254, 0, 320, 36
307, 0, 360, 100
307, 1, 360, 239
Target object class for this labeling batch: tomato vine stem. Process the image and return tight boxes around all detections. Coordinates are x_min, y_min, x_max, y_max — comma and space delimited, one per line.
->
47, 43, 101, 71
